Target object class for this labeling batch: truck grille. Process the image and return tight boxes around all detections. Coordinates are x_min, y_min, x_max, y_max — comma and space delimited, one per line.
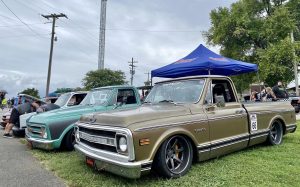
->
27, 123, 43, 138
78, 126, 117, 153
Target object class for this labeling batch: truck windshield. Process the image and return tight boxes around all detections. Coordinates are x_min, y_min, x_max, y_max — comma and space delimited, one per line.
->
54, 93, 71, 107
80, 89, 112, 106
145, 79, 205, 104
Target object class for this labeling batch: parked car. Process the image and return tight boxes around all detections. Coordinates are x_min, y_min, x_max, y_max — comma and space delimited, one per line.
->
288, 93, 300, 113
13, 92, 88, 136
74, 75, 297, 179
26, 86, 141, 151
1, 94, 46, 128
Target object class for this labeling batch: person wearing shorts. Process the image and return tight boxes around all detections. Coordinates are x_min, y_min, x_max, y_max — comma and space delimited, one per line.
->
3, 101, 40, 138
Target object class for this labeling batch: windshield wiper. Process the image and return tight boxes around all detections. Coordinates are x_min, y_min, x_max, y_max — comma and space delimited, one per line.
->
143, 101, 152, 104
159, 100, 174, 103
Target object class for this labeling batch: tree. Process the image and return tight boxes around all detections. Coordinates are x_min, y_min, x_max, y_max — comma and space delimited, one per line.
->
82, 69, 127, 90
20, 88, 40, 98
205, 0, 299, 91
55, 88, 74, 94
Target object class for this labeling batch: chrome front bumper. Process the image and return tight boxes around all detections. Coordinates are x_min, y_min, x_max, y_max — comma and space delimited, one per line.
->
74, 143, 152, 179
26, 135, 55, 150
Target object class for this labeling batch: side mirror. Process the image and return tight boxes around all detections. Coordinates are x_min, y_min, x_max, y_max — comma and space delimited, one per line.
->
205, 104, 216, 111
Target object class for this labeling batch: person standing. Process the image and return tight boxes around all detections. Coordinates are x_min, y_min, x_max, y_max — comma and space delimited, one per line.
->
3, 100, 41, 138
272, 81, 288, 99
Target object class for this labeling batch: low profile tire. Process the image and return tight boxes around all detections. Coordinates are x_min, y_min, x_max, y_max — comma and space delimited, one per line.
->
267, 121, 283, 145
153, 135, 193, 178
62, 129, 75, 151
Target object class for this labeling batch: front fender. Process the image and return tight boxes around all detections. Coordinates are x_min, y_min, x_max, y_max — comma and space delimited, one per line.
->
147, 127, 198, 161
54, 124, 75, 148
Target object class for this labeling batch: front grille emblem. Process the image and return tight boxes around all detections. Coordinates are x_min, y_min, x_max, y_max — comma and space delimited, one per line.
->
89, 118, 96, 124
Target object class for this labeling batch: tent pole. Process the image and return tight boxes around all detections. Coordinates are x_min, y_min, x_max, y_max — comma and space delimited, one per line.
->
256, 71, 262, 98
208, 70, 211, 75
151, 77, 153, 86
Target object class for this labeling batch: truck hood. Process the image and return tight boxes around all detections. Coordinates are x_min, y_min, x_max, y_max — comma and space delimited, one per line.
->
29, 105, 104, 124
81, 104, 191, 127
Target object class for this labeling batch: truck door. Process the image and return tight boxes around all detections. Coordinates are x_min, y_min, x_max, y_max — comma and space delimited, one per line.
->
204, 78, 249, 158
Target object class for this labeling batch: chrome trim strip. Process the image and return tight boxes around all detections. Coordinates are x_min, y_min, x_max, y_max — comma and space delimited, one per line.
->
286, 124, 297, 130
141, 167, 152, 172
134, 119, 207, 132
198, 148, 210, 153
197, 142, 210, 150
211, 139, 248, 150
208, 114, 246, 121
197, 134, 249, 152
250, 133, 268, 140
210, 133, 249, 146
249, 109, 293, 115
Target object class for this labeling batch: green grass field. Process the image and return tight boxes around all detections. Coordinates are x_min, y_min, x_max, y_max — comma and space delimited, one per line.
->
30, 126, 300, 187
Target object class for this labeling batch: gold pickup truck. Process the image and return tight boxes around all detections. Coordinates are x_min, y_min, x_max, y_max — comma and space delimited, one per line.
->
74, 75, 297, 179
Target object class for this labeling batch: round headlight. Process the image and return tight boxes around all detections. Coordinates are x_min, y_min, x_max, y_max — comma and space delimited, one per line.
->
41, 127, 47, 139
42, 131, 47, 139
118, 136, 127, 152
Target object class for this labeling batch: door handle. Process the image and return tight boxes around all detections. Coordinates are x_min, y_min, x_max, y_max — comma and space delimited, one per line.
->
205, 104, 216, 111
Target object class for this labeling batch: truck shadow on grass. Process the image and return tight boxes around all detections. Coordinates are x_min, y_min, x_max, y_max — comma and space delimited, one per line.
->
29, 134, 299, 187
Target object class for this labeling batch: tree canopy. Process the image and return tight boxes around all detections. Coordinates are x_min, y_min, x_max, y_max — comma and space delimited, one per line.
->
205, 0, 300, 90
20, 88, 40, 98
82, 69, 127, 90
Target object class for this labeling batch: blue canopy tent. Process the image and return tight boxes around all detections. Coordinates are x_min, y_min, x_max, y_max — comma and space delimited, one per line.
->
151, 44, 258, 78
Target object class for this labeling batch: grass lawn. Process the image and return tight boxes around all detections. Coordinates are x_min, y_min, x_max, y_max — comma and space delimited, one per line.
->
30, 126, 300, 187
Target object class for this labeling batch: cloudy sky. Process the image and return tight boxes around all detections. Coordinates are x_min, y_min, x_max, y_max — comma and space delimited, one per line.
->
0, 0, 236, 98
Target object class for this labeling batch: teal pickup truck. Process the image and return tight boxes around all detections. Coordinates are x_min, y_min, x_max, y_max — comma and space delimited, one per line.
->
26, 86, 141, 151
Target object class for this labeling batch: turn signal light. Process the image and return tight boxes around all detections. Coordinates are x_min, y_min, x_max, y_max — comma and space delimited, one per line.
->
139, 138, 150, 146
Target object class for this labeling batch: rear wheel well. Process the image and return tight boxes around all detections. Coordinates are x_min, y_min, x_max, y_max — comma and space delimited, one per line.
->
274, 118, 286, 134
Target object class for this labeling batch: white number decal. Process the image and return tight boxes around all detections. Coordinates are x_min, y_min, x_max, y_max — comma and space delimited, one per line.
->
250, 114, 258, 131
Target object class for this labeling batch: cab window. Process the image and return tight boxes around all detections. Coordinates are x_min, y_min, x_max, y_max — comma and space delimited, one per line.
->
117, 89, 137, 105
212, 79, 236, 104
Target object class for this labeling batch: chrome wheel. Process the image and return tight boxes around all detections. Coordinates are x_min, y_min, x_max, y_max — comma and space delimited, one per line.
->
268, 121, 283, 145
153, 135, 193, 178
165, 136, 190, 174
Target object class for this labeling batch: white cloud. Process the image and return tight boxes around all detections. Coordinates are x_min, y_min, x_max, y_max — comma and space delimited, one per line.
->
0, 0, 236, 98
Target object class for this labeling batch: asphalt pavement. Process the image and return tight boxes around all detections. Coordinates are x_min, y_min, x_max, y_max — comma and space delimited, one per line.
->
0, 109, 65, 187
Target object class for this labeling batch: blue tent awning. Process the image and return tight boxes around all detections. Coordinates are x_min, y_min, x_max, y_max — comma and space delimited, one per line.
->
151, 44, 258, 78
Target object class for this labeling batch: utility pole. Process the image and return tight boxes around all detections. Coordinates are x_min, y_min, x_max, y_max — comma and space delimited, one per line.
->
42, 13, 67, 97
98, 0, 107, 70
291, 31, 299, 96
128, 58, 138, 86
144, 72, 150, 86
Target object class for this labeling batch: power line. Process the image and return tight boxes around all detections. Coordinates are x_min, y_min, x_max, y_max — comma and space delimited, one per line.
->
0, 0, 43, 38
0, 33, 49, 39
0, 23, 45, 28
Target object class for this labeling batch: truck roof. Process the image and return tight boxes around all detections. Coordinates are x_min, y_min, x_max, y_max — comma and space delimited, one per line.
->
92, 85, 136, 90
155, 75, 228, 84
